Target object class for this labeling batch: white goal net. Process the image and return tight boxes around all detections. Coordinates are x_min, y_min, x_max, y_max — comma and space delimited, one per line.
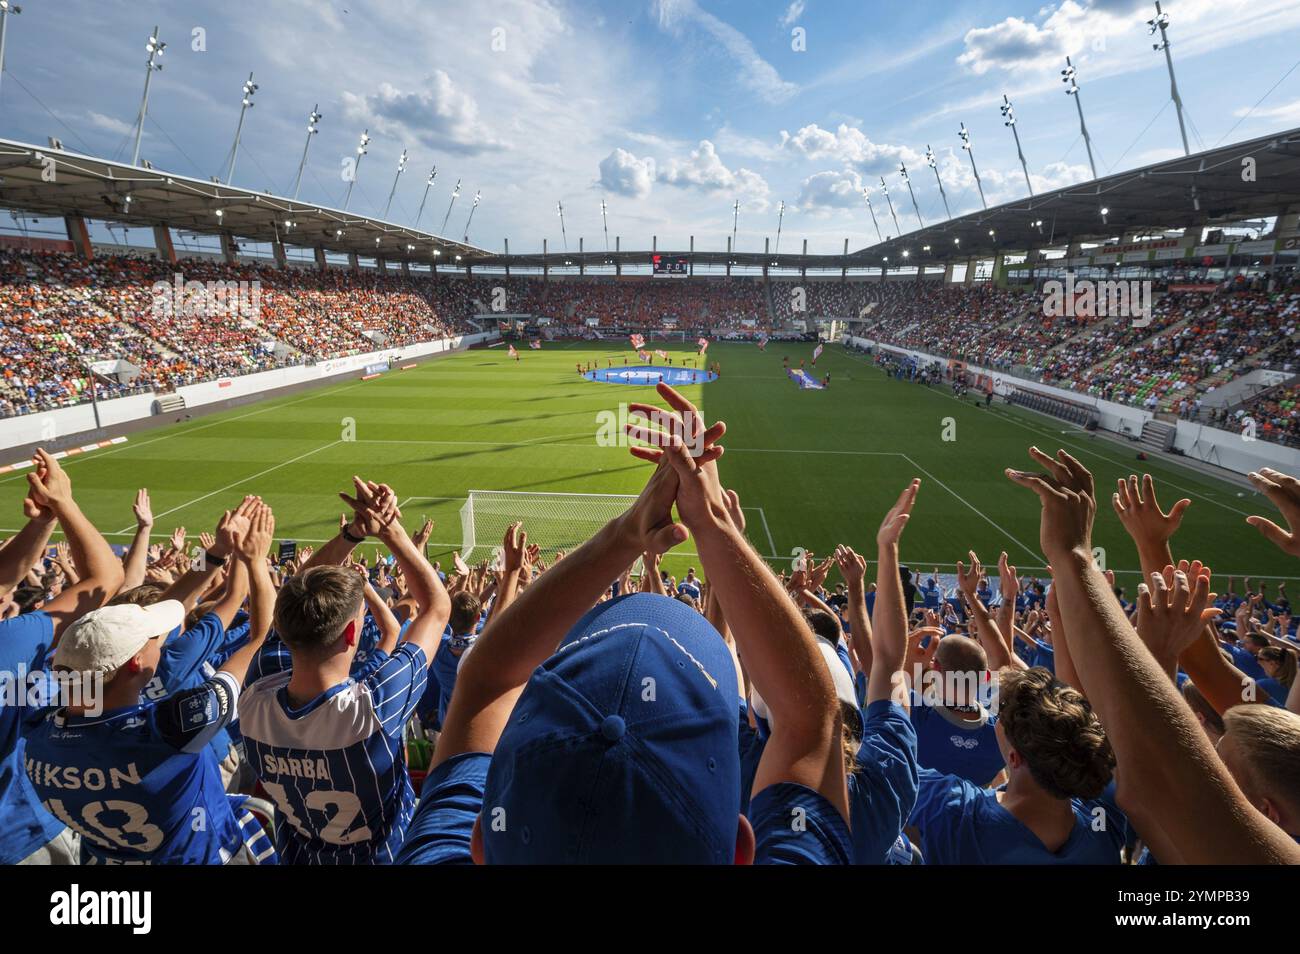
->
459, 490, 640, 565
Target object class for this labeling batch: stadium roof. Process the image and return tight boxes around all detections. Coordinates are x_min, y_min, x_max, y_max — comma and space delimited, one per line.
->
0, 137, 488, 263
1, 128, 1298, 271
849, 125, 1300, 268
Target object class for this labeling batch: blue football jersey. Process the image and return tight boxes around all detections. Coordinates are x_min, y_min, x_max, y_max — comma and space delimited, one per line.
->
23, 672, 244, 864
0, 611, 65, 863
239, 642, 427, 864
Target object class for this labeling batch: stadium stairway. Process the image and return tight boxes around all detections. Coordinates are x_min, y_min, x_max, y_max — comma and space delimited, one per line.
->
1139, 418, 1178, 453
1160, 325, 1300, 412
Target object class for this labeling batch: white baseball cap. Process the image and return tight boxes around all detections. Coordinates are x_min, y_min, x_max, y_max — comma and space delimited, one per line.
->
54, 600, 185, 676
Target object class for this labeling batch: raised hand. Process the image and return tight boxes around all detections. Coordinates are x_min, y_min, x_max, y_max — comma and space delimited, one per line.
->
501, 522, 527, 574
809, 555, 834, 591
1136, 564, 1220, 672
1245, 468, 1300, 558
956, 550, 984, 599
877, 479, 920, 549
453, 550, 470, 576
412, 517, 435, 551
26, 449, 72, 512
998, 551, 1018, 602
1112, 474, 1190, 552
616, 460, 689, 557
338, 476, 402, 538
1005, 447, 1096, 562
235, 501, 276, 563
199, 531, 216, 551
834, 544, 866, 587
133, 488, 154, 530
624, 381, 725, 466
170, 526, 187, 552
213, 496, 259, 557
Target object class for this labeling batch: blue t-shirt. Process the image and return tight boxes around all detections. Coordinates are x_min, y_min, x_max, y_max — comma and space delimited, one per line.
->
239, 642, 428, 864
909, 697, 1005, 786
1030, 640, 1056, 674
432, 632, 474, 726
396, 752, 489, 864
847, 700, 919, 865
1258, 677, 1290, 707
677, 579, 702, 601
750, 782, 852, 864
1227, 644, 1267, 681
909, 767, 1127, 864
0, 611, 64, 863
23, 672, 244, 864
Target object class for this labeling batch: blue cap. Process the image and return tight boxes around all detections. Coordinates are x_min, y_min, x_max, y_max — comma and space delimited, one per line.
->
482, 592, 741, 863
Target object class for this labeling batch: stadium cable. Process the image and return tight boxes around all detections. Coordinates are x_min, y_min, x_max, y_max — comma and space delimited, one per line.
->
146, 115, 209, 180
2, 69, 97, 154
238, 143, 288, 197
1214, 52, 1300, 147
1105, 101, 1170, 174
1183, 110, 1208, 153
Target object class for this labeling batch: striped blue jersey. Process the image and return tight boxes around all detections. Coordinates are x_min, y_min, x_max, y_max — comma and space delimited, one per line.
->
239, 642, 427, 864
22, 672, 244, 864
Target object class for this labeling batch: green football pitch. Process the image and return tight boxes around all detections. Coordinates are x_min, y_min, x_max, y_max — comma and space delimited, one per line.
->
5, 340, 1296, 588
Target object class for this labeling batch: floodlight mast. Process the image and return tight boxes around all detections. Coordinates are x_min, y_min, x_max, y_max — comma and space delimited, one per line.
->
600, 198, 609, 251
383, 148, 407, 219
0, 1, 23, 100
131, 27, 166, 168
225, 72, 258, 184
731, 199, 739, 253
1061, 57, 1098, 180
463, 190, 481, 243
440, 178, 461, 235
880, 177, 901, 237
774, 200, 785, 254
926, 146, 952, 220
292, 105, 322, 200
557, 200, 568, 251
1148, 0, 1190, 156
342, 129, 370, 210
958, 123, 988, 210
1000, 95, 1034, 196
413, 166, 437, 229
862, 188, 883, 244
899, 161, 924, 228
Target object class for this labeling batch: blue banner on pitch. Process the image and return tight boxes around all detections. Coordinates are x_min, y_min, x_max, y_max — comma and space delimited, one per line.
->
585, 366, 716, 386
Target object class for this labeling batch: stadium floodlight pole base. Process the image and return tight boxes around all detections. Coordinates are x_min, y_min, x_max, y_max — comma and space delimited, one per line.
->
460, 490, 644, 575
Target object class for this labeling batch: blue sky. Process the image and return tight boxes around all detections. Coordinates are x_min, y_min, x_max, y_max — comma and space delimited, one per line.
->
2, 0, 1299, 255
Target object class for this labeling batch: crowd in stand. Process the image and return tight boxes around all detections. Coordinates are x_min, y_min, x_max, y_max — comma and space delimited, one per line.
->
4, 246, 1300, 450
3, 384, 1299, 867
0, 250, 476, 417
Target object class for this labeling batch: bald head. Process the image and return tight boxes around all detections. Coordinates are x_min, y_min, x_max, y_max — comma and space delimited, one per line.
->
934, 634, 988, 675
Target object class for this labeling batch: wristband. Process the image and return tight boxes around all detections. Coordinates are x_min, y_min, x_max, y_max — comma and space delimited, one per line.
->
341, 526, 365, 544
204, 549, 227, 568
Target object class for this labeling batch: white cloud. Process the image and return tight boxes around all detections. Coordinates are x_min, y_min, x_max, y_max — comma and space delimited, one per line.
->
1235, 97, 1300, 125
780, 123, 924, 175
796, 169, 865, 214
652, 0, 798, 104
599, 148, 656, 198
780, 1, 806, 28
83, 111, 134, 137
657, 140, 771, 209
340, 71, 504, 156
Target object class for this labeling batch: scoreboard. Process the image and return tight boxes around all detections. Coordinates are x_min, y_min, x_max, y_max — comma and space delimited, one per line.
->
652, 254, 689, 276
